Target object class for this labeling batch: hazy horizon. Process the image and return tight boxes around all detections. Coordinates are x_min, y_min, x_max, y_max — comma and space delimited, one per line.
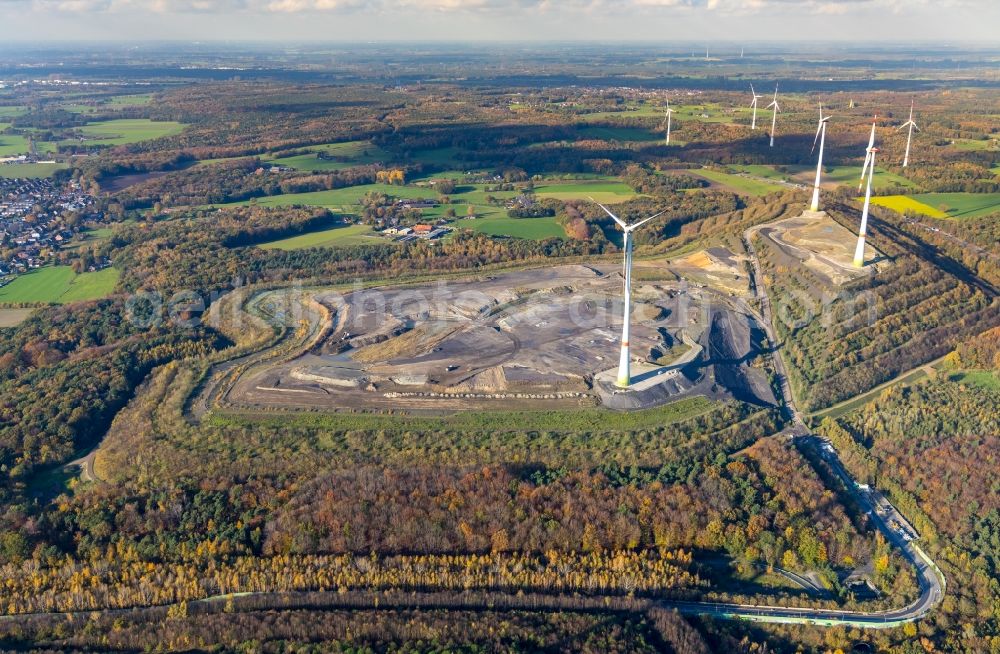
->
1, 1, 999, 44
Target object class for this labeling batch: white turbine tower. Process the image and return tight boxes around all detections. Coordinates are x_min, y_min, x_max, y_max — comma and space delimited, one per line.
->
765, 84, 780, 147
858, 115, 877, 191
854, 115, 879, 268
899, 101, 919, 167
809, 103, 832, 212
749, 83, 763, 130
592, 200, 666, 388
855, 136, 879, 268
664, 100, 675, 146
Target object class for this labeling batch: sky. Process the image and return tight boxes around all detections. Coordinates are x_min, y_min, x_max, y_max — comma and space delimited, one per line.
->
1, 0, 998, 43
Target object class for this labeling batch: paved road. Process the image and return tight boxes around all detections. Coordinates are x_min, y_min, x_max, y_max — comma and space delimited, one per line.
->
741, 227, 802, 425
727, 225, 946, 628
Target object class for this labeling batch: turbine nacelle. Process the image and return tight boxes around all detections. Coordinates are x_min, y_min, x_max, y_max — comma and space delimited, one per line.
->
591, 199, 665, 233
811, 105, 831, 154
859, 115, 879, 189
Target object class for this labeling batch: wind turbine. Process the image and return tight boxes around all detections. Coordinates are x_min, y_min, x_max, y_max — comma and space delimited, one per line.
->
591, 200, 666, 389
664, 100, 675, 146
855, 134, 879, 268
765, 84, 780, 147
749, 83, 763, 130
809, 103, 832, 212
899, 101, 919, 167
859, 115, 877, 191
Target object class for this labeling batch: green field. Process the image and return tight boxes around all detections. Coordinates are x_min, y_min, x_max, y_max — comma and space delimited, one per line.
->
577, 105, 666, 121
257, 224, 378, 250
71, 119, 186, 146
871, 192, 1000, 219
0, 128, 30, 157
452, 216, 565, 240
577, 125, 659, 142
410, 146, 465, 167
906, 192, 1000, 218
821, 165, 916, 190
0, 266, 119, 304
0, 107, 25, 119
215, 394, 716, 437
740, 163, 916, 191
729, 164, 792, 181
689, 168, 784, 196
951, 138, 999, 152
215, 184, 435, 211
0, 162, 69, 178
107, 94, 153, 106
266, 140, 393, 172
534, 180, 637, 203
579, 102, 733, 125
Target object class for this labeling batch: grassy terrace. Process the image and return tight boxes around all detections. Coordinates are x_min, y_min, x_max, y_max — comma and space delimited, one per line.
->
258, 224, 379, 250
211, 395, 718, 436
688, 168, 784, 196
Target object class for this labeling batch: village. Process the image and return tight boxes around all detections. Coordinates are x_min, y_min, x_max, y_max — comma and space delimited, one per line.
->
0, 176, 104, 284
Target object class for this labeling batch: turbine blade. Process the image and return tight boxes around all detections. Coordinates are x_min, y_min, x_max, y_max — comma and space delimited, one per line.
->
627, 210, 667, 231
811, 121, 822, 153
591, 198, 628, 230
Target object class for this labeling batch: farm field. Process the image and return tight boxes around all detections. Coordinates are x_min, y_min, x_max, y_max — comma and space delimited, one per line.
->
578, 102, 734, 125
729, 164, 792, 181
214, 184, 435, 211
0, 266, 119, 304
533, 180, 637, 203
266, 140, 393, 171
3, 161, 68, 177
452, 215, 565, 240
0, 107, 25, 118
868, 195, 948, 218
687, 168, 784, 196
576, 104, 665, 120
0, 129, 30, 157
871, 192, 1000, 218
70, 119, 186, 145
951, 137, 999, 151
746, 163, 917, 190
107, 93, 153, 106
0, 308, 34, 327
0, 162, 68, 178
409, 146, 465, 167
257, 224, 378, 250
